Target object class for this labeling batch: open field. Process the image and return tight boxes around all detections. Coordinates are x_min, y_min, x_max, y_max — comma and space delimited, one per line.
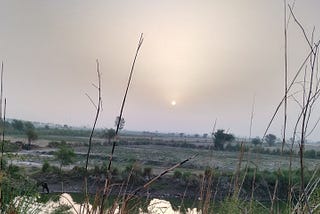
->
3, 126, 320, 213
7, 131, 320, 174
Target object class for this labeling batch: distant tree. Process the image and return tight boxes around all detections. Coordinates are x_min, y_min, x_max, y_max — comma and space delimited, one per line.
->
179, 132, 184, 138
203, 133, 208, 138
114, 116, 125, 130
24, 121, 35, 130
11, 119, 24, 131
304, 149, 317, 159
265, 134, 277, 146
251, 137, 262, 147
213, 129, 235, 150
26, 129, 38, 150
104, 128, 116, 143
54, 145, 76, 172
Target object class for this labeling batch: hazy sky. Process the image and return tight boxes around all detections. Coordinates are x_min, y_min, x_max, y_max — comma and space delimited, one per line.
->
1, 0, 320, 140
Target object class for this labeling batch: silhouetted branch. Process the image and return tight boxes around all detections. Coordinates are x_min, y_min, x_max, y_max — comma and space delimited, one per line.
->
263, 45, 316, 140
85, 59, 102, 171
83, 60, 102, 210
85, 93, 98, 110
0, 99, 6, 171
0, 62, 3, 121
100, 33, 144, 213
289, 5, 314, 53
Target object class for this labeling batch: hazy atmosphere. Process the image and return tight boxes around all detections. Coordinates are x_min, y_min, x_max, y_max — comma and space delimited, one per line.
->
1, 0, 320, 139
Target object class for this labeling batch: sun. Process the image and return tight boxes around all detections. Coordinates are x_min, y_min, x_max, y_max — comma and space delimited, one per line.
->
171, 100, 176, 106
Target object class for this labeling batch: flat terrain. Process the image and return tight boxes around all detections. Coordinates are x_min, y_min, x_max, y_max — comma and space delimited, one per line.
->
7, 131, 320, 175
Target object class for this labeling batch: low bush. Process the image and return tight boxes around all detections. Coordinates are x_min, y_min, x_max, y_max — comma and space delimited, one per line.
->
48, 140, 67, 148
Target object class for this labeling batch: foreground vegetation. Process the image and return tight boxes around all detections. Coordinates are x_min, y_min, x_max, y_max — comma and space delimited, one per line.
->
0, 120, 320, 213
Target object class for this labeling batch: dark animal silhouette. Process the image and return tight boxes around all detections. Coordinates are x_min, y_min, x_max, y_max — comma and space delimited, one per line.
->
42, 182, 49, 193
37, 182, 49, 193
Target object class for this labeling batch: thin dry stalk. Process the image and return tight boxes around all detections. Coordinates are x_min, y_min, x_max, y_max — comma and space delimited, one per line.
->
0, 62, 4, 171
0, 98, 5, 171
287, 5, 320, 213
248, 166, 257, 214
209, 120, 217, 159
212, 176, 221, 202
245, 95, 261, 214
270, 177, 279, 214
263, 47, 314, 140
179, 184, 189, 213
85, 59, 102, 171
283, 1, 292, 211
117, 154, 197, 213
0, 99, 5, 210
291, 168, 320, 213
282, 0, 288, 153
249, 94, 255, 140
0, 62, 3, 121
262, 4, 320, 212
203, 171, 213, 214
0, 62, 4, 210
82, 59, 102, 213
100, 33, 144, 213
233, 142, 245, 198
106, 183, 127, 214
108, 33, 144, 168
198, 173, 205, 206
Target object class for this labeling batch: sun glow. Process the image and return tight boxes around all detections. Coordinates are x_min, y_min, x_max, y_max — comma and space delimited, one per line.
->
171, 100, 176, 106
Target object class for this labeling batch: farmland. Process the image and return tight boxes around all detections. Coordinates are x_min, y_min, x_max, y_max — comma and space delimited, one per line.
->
7, 126, 320, 174
1, 121, 320, 213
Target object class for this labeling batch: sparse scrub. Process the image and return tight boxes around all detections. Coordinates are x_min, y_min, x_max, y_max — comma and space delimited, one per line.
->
48, 140, 67, 148
54, 145, 76, 172
1, 140, 20, 152
174, 170, 183, 179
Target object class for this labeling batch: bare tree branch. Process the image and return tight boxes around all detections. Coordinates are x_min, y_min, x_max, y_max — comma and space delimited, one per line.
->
85, 93, 98, 110
289, 5, 314, 54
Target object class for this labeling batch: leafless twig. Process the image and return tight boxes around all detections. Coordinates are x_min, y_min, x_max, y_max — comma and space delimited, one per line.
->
85, 59, 102, 171
83, 60, 102, 213
99, 33, 144, 213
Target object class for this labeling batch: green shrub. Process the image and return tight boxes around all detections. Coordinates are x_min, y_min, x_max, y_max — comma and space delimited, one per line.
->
111, 166, 119, 176
7, 164, 22, 179
0, 141, 20, 152
48, 140, 67, 148
121, 163, 144, 184
182, 171, 192, 182
71, 166, 86, 177
173, 170, 182, 179
304, 149, 317, 159
42, 161, 51, 173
